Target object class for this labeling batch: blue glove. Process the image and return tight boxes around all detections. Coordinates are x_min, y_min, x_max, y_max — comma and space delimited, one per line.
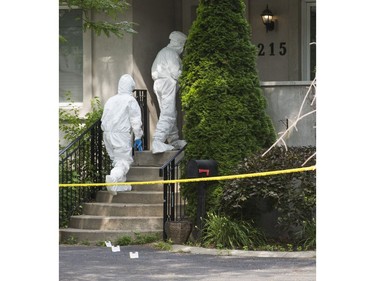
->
133, 139, 143, 151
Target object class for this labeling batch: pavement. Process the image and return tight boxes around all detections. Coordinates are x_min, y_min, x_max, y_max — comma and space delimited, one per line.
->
59, 244, 316, 281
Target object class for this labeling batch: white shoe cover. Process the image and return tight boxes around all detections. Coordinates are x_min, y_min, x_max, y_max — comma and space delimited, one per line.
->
170, 139, 187, 149
105, 175, 117, 196
106, 175, 132, 194
121, 185, 132, 191
152, 140, 174, 154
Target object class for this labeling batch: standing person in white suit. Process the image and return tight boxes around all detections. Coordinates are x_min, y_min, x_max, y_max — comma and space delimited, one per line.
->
151, 31, 187, 154
101, 74, 143, 195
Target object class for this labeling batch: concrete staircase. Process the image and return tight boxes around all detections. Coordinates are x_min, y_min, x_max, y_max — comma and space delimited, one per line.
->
59, 150, 184, 244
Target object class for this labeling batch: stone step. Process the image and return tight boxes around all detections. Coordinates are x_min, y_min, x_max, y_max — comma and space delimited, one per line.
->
126, 166, 161, 181
133, 150, 184, 167
69, 215, 163, 231
83, 202, 163, 217
59, 150, 186, 245
59, 228, 163, 244
131, 183, 162, 192
96, 190, 163, 204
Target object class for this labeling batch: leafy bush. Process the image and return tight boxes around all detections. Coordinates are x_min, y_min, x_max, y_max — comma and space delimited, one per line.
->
179, 0, 275, 222
59, 92, 103, 147
203, 212, 265, 250
296, 218, 316, 250
221, 146, 316, 244
116, 235, 132, 246
152, 240, 173, 251
132, 232, 160, 244
116, 233, 160, 246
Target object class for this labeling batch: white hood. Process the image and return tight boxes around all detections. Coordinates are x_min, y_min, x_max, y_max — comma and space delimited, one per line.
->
101, 74, 143, 139
118, 74, 135, 95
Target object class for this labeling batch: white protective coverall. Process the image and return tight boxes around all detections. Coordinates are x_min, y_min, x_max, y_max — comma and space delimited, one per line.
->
151, 31, 187, 154
101, 74, 143, 195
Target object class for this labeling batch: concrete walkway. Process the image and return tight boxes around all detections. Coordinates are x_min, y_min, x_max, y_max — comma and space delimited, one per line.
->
171, 244, 316, 258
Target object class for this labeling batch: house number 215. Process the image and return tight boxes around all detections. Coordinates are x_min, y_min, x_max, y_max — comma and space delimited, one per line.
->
257, 42, 287, 56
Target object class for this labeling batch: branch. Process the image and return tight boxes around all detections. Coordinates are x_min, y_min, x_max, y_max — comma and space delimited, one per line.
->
262, 78, 316, 158
262, 109, 316, 157
297, 77, 316, 119
302, 152, 316, 166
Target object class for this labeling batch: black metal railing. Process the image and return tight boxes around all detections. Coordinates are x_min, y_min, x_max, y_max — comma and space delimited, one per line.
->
160, 145, 187, 240
59, 120, 111, 227
134, 89, 148, 150
59, 89, 149, 228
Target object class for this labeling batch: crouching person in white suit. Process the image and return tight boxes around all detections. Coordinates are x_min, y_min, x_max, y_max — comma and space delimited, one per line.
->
101, 74, 143, 195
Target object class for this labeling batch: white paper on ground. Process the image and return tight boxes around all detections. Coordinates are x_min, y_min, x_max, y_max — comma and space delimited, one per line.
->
129, 252, 139, 258
105, 241, 112, 247
111, 245, 121, 252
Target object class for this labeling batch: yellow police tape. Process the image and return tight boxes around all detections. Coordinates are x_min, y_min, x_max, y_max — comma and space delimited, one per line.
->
59, 165, 316, 188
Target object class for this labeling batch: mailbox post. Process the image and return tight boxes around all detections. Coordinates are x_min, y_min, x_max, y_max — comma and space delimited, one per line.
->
186, 160, 218, 240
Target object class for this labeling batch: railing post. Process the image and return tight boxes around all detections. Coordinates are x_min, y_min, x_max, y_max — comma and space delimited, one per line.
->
162, 165, 168, 241
97, 122, 103, 183
170, 159, 175, 221
134, 89, 148, 150
160, 145, 186, 241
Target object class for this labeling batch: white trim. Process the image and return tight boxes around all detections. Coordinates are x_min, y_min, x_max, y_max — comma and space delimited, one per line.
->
261, 81, 312, 87
82, 10, 93, 110
301, 0, 316, 80
59, 3, 79, 9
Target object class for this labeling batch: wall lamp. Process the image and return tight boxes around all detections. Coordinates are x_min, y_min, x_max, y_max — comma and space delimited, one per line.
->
261, 5, 275, 32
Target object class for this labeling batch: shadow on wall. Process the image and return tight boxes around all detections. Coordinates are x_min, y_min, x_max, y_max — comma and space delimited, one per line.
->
262, 81, 316, 147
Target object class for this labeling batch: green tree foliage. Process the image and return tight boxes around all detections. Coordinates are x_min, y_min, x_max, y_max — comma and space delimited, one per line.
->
60, 0, 137, 38
179, 0, 276, 217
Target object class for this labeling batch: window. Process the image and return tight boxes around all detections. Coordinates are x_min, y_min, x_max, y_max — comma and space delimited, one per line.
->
301, 0, 316, 81
59, 8, 83, 103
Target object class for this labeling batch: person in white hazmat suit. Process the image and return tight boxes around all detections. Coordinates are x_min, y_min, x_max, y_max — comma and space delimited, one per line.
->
101, 74, 143, 196
151, 31, 187, 154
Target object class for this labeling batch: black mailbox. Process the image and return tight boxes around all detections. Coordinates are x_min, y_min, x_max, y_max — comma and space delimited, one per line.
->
186, 159, 218, 241
187, 160, 218, 178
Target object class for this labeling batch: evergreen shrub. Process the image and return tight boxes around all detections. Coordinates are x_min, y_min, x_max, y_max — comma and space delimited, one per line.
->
179, 0, 276, 220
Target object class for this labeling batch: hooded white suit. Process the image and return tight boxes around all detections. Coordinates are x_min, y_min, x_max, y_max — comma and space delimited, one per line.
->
151, 31, 187, 154
101, 74, 143, 195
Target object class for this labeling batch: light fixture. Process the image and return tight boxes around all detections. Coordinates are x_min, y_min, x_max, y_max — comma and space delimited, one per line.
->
261, 5, 275, 32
